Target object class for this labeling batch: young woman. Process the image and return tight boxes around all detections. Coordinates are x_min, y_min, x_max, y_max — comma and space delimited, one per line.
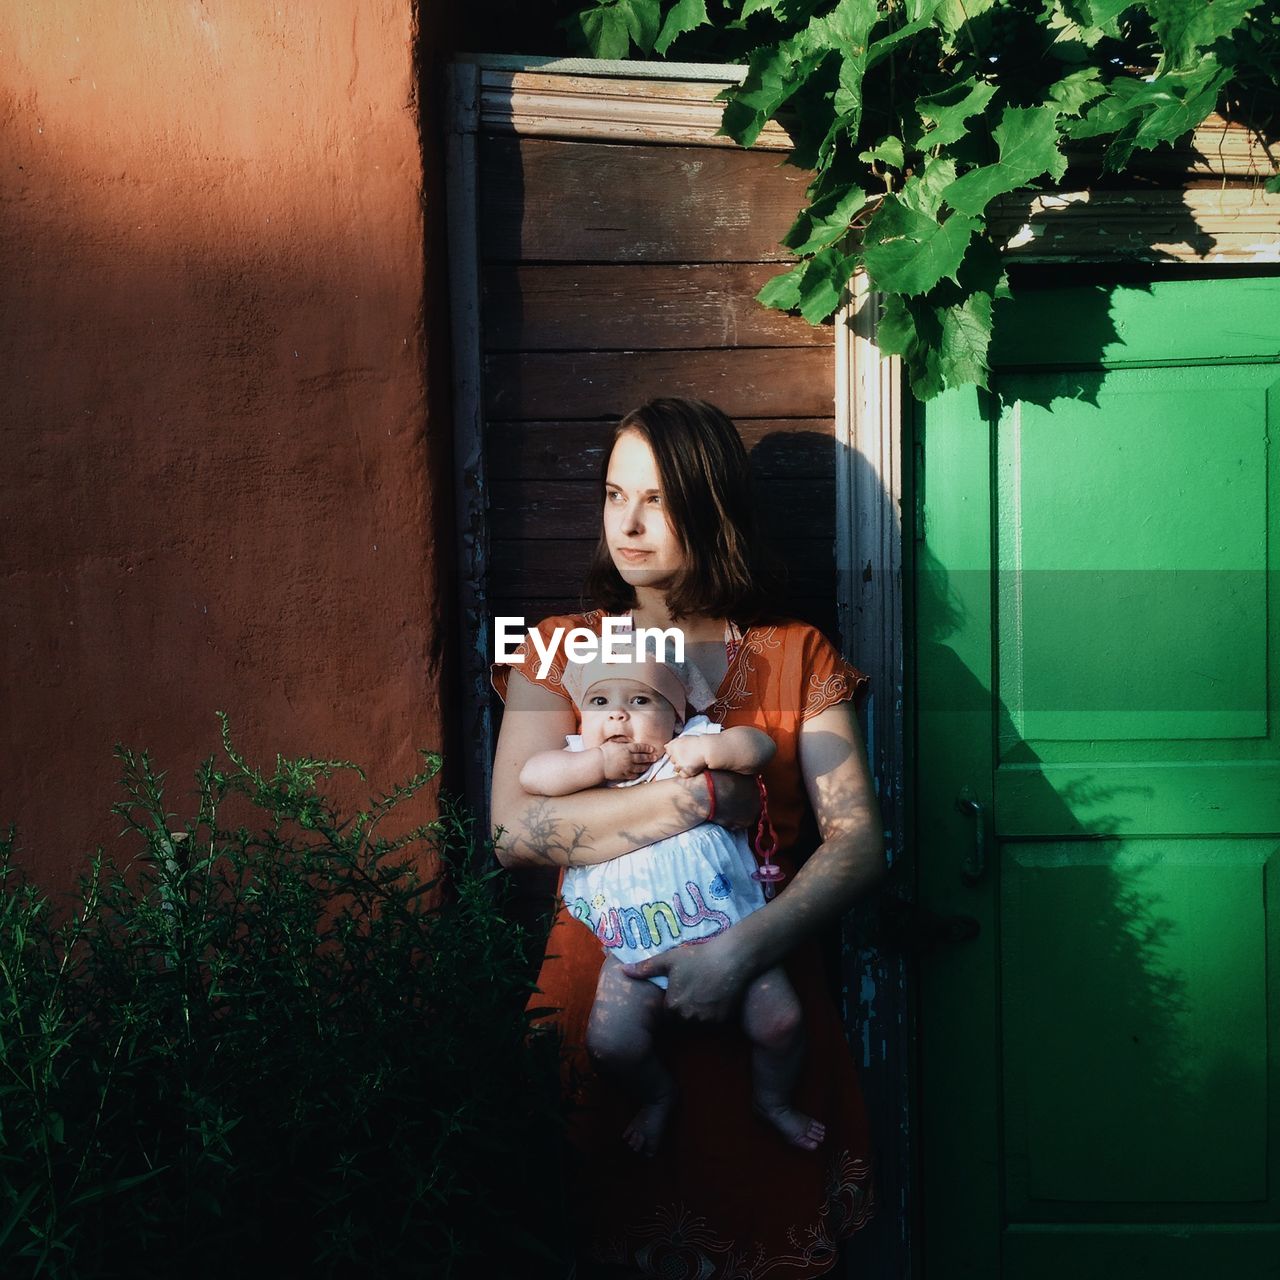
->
490, 398, 885, 1279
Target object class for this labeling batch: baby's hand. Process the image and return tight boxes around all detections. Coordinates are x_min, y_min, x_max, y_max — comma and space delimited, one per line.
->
599, 740, 659, 781
663, 735, 710, 778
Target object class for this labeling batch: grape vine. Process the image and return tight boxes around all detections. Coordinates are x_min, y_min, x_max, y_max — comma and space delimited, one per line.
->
566, 0, 1280, 397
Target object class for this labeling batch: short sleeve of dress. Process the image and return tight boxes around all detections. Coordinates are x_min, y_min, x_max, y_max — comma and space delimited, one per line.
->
799, 625, 871, 721
489, 613, 581, 706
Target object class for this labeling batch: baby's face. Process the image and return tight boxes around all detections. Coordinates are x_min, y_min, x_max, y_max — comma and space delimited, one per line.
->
578, 678, 679, 753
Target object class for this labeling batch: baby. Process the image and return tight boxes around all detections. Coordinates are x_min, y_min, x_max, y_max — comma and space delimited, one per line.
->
519, 651, 825, 1156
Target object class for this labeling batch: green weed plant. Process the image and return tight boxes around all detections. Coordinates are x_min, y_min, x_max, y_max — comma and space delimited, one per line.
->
0, 716, 567, 1278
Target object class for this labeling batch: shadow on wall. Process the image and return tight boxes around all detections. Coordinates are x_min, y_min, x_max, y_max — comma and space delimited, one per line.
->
453, 1, 581, 55
1, 2, 455, 896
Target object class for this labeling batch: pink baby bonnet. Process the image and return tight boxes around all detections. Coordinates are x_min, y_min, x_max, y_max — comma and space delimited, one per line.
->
560, 648, 694, 720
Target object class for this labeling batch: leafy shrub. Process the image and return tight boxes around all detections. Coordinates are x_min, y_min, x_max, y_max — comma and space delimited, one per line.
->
0, 717, 568, 1278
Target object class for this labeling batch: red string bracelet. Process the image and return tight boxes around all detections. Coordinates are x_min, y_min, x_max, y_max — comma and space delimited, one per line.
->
703, 770, 716, 822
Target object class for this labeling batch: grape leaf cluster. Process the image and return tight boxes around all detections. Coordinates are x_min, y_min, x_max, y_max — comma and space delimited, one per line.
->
566, 0, 1280, 398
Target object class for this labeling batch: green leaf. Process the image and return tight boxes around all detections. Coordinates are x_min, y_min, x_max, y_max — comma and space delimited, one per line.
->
1043, 0, 1132, 42
917, 78, 999, 150
719, 32, 830, 147
756, 246, 857, 324
821, 0, 882, 52
878, 294, 944, 399
1266, 173, 1280, 194
935, 0, 995, 40
939, 289, 995, 388
876, 293, 917, 357
790, 78, 856, 170
866, 0, 944, 71
727, 0, 878, 130
655, 0, 709, 55
832, 49, 866, 126
573, 0, 662, 55
783, 183, 868, 254
768, 0, 881, 154
620, 0, 663, 51
1147, 0, 1257, 69
942, 106, 1066, 216
572, 4, 633, 58
1083, 0, 1136, 24
1047, 67, 1107, 116
795, 244, 858, 322
1068, 74, 1142, 137
739, 0, 826, 18
859, 136, 905, 168
955, 233, 1010, 300
0, 1183, 39, 1249
1131, 61, 1231, 152
757, 261, 806, 312
900, 157, 957, 218
863, 197, 979, 295
1069, 60, 1230, 169
879, 284, 998, 398
68, 1165, 170, 1208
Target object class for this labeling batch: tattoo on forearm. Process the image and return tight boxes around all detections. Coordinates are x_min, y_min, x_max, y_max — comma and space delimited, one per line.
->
520, 799, 593, 867
501, 784, 709, 867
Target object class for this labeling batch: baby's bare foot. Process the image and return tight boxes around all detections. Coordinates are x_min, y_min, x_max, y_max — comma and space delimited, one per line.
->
755, 1102, 826, 1151
623, 1092, 675, 1158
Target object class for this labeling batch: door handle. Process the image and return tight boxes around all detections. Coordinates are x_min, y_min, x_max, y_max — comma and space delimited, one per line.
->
955, 790, 986, 883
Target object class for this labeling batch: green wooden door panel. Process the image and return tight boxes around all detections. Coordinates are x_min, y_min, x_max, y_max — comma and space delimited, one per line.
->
995, 366, 1276, 750
1003, 1226, 1280, 1280
917, 275, 1280, 1279
1000, 762, 1280, 835
1002, 840, 1270, 1208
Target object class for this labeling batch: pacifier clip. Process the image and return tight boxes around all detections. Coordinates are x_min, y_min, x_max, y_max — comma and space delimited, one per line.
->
750, 776, 785, 899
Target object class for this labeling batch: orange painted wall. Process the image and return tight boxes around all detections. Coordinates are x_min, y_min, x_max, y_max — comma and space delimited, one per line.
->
1, 3, 453, 894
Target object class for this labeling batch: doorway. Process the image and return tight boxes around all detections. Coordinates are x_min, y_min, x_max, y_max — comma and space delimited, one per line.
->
914, 273, 1280, 1277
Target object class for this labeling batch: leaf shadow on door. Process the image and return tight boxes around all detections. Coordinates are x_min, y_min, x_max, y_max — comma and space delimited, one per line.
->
915, 497, 1252, 1214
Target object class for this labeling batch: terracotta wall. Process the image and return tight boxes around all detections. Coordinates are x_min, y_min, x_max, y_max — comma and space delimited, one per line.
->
0, 2, 453, 895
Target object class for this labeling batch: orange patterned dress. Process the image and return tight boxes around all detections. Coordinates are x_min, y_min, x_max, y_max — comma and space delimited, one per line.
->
492, 611, 876, 1279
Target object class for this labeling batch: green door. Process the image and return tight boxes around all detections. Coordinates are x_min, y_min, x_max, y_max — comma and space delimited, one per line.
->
915, 275, 1280, 1278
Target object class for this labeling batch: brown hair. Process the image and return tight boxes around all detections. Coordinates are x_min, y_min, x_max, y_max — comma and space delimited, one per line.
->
581, 398, 783, 622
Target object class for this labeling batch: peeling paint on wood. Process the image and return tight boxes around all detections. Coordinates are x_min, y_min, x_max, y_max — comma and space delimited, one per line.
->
479, 68, 794, 151
992, 188, 1280, 263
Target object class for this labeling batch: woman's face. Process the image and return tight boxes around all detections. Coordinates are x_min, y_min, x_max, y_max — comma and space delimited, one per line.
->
603, 429, 686, 591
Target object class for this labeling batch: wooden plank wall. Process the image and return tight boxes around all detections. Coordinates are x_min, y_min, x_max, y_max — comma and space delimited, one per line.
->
477, 134, 839, 638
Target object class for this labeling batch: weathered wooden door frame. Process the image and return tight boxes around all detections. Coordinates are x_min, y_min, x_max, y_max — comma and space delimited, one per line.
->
445, 53, 1280, 1280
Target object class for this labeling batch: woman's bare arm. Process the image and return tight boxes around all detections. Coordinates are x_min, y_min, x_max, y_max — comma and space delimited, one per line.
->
491, 671, 758, 869
623, 701, 884, 1020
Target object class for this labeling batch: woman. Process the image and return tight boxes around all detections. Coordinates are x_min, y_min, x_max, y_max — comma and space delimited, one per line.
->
490, 398, 885, 1279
